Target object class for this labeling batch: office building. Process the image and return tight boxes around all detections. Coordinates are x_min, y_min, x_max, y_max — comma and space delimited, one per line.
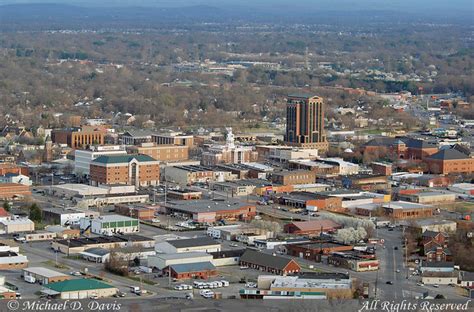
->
127, 143, 189, 163
74, 145, 127, 176
284, 94, 328, 151
152, 133, 194, 147
51, 127, 106, 149
90, 154, 160, 187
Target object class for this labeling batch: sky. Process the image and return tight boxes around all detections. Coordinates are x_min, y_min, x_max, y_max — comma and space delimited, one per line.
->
0, 0, 472, 11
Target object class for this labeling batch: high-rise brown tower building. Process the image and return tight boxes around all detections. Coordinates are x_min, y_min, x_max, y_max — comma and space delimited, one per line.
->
285, 94, 328, 152
43, 135, 53, 162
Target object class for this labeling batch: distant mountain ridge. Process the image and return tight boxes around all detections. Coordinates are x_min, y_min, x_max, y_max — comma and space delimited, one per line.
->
0, 2, 471, 29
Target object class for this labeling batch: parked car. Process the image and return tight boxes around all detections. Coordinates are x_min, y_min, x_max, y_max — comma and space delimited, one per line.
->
199, 289, 213, 296
220, 280, 229, 287
245, 282, 257, 288
386, 281, 393, 285
114, 292, 126, 298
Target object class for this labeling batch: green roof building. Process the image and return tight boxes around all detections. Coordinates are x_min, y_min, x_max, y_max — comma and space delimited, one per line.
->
42, 279, 118, 299
90, 153, 160, 188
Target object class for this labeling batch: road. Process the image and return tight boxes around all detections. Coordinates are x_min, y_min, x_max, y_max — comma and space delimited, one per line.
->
375, 227, 465, 300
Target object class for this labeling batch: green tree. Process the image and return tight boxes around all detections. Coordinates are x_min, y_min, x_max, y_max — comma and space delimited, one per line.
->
29, 203, 42, 223
2, 201, 11, 212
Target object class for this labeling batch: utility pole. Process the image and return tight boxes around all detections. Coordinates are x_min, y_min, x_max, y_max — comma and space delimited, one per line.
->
374, 267, 379, 298
405, 237, 409, 279
168, 266, 171, 288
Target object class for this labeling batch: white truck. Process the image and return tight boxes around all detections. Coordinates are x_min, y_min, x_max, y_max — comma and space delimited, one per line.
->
130, 286, 140, 294
24, 275, 36, 284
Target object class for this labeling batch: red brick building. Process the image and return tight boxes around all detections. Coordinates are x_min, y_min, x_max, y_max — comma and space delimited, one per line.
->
90, 154, 160, 187
362, 137, 438, 161
0, 163, 28, 176
286, 241, 353, 261
278, 192, 343, 212
0, 183, 31, 200
166, 262, 217, 280
114, 204, 157, 221
284, 219, 342, 236
240, 249, 301, 275
371, 162, 393, 176
425, 148, 474, 175
383, 201, 433, 219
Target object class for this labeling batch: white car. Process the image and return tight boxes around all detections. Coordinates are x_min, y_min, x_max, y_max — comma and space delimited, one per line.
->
174, 285, 185, 291
245, 282, 257, 288
214, 281, 223, 288
220, 280, 229, 287
199, 289, 213, 296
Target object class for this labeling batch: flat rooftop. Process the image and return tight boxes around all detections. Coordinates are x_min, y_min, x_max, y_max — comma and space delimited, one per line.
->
165, 199, 252, 213
292, 240, 351, 250
56, 234, 153, 248
270, 275, 351, 289
411, 191, 455, 197
213, 179, 271, 187
91, 215, 138, 222
23, 267, 68, 278
151, 252, 211, 260
382, 201, 432, 210
280, 191, 331, 201
173, 165, 215, 172
412, 219, 456, 226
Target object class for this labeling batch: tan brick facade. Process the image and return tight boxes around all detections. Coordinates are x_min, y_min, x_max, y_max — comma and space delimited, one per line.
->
128, 144, 189, 162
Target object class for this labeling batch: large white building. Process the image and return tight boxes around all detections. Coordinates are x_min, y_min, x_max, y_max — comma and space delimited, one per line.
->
50, 184, 148, 208
155, 237, 221, 254
0, 218, 35, 234
74, 145, 127, 176
79, 215, 139, 236
0, 173, 32, 186
147, 252, 213, 270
